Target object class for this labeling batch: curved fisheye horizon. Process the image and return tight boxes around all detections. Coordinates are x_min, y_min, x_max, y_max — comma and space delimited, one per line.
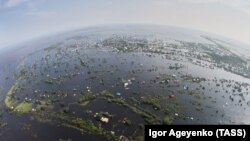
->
1, 1, 250, 141
1, 23, 250, 53
1, 0, 250, 49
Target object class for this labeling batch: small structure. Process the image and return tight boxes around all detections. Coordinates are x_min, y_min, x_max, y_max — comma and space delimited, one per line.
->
116, 92, 121, 96
100, 117, 109, 124
119, 135, 129, 141
86, 86, 91, 92
124, 82, 129, 87
111, 131, 115, 135
183, 85, 189, 90
169, 94, 175, 99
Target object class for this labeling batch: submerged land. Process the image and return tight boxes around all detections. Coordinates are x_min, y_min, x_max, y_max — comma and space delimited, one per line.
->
0, 25, 250, 141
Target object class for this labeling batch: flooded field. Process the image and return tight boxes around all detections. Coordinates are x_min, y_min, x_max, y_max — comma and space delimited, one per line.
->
0, 25, 250, 141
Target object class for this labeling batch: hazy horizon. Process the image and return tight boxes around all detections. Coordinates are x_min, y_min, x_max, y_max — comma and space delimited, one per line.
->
1, 0, 250, 48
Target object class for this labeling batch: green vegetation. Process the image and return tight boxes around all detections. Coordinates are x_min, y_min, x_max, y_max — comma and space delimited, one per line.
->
181, 75, 206, 82
207, 52, 246, 65
36, 100, 54, 112
192, 100, 202, 111
79, 58, 85, 66
71, 118, 97, 130
58, 138, 72, 141
176, 88, 186, 94
78, 91, 96, 104
60, 107, 70, 114
80, 101, 89, 106
239, 93, 245, 101
142, 96, 161, 109
14, 102, 32, 114
129, 104, 158, 124
97, 112, 114, 119
110, 97, 126, 106
163, 115, 174, 125
66, 117, 118, 140
16, 69, 27, 80
5, 83, 33, 114
0, 121, 8, 128
44, 43, 63, 52
101, 37, 147, 52
123, 118, 132, 126
5, 83, 21, 110
100, 90, 114, 98
132, 135, 144, 141
5, 85, 16, 109
45, 76, 53, 84
169, 63, 184, 70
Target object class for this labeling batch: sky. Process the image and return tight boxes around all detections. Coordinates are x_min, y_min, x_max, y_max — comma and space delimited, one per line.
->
0, 0, 250, 48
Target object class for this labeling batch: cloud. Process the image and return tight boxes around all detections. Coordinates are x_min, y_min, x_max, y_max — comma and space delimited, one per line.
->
156, 0, 250, 16
181, 0, 250, 16
176, 0, 240, 3
1, 0, 30, 8
24, 10, 56, 17
178, 0, 225, 3
23, 2, 56, 17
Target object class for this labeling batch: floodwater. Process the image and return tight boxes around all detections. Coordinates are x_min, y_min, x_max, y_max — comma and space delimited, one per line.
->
0, 32, 250, 141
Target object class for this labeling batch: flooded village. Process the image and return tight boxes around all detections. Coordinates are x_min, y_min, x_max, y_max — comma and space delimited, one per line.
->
0, 29, 250, 141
